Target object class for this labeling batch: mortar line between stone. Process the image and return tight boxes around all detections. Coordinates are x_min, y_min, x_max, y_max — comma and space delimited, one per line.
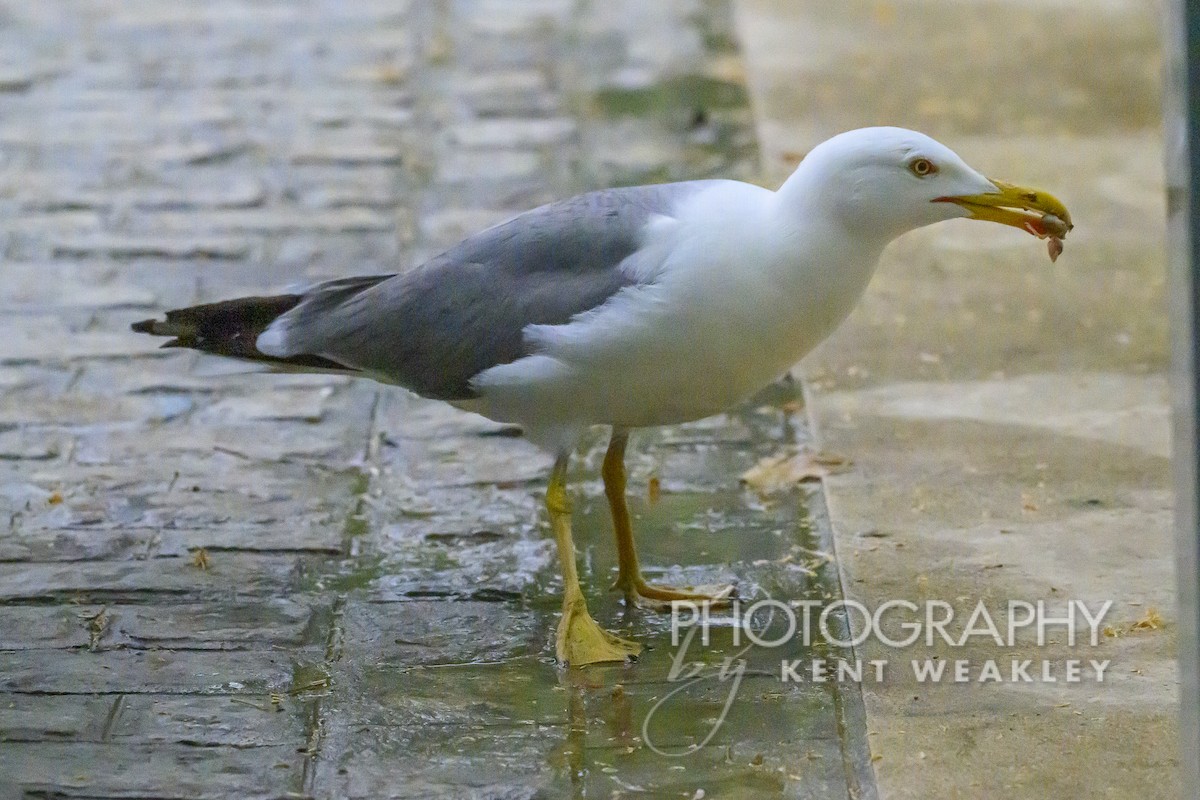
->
801, 376, 881, 799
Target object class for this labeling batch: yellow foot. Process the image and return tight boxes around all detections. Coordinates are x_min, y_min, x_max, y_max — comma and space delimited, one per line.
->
613, 577, 736, 611
556, 601, 642, 667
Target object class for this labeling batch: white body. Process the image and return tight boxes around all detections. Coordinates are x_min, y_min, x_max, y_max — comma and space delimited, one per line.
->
255, 127, 998, 454
469, 181, 885, 447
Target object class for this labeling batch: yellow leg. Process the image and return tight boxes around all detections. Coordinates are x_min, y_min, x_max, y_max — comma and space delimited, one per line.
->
548, 455, 641, 667
604, 429, 735, 610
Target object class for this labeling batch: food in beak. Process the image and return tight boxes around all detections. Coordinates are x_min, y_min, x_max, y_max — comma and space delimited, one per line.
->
1035, 213, 1069, 263
935, 181, 1072, 262
1047, 236, 1064, 263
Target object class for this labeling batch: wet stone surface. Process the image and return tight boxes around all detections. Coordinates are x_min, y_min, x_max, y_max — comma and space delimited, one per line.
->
0, 1, 869, 798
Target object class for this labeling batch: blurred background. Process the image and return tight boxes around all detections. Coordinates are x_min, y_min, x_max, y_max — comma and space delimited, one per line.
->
0, 1, 1172, 798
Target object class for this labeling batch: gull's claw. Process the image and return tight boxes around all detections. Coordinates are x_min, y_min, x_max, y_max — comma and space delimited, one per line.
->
557, 597, 642, 666
612, 577, 736, 611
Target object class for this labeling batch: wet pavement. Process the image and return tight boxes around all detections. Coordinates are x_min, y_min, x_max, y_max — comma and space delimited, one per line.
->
0, 1, 877, 798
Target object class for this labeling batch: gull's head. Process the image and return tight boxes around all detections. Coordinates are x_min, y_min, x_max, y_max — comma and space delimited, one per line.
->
784, 127, 1071, 246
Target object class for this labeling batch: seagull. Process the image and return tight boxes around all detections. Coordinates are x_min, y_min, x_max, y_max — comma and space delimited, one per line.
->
133, 127, 1071, 667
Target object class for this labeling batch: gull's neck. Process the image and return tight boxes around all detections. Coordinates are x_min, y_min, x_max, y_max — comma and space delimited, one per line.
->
773, 150, 917, 247
761, 162, 895, 349
771, 162, 894, 265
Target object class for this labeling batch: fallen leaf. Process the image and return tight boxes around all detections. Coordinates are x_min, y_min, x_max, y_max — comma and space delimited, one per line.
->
190, 548, 211, 571
1130, 607, 1164, 632
740, 450, 851, 493
78, 606, 109, 651
647, 476, 661, 505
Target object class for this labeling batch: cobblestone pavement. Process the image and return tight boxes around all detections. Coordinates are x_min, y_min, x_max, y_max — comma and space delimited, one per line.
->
0, 2, 874, 798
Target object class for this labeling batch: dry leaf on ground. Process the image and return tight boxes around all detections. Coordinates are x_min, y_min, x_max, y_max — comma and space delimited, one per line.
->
1130, 607, 1164, 632
740, 450, 852, 493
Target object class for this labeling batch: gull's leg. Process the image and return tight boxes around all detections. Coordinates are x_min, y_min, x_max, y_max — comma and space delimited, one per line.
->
549, 453, 641, 666
604, 428, 735, 610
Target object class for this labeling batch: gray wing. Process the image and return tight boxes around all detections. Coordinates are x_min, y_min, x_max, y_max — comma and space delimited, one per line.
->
269, 180, 730, 400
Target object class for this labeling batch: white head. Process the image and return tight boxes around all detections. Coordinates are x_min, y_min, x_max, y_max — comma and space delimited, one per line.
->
778, 127, 1071, 245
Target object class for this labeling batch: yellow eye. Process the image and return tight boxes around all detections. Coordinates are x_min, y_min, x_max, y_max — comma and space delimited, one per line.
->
910, 157, 936, 177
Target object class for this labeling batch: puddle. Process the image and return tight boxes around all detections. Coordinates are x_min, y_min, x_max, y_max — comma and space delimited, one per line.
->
299, 379, 873, 798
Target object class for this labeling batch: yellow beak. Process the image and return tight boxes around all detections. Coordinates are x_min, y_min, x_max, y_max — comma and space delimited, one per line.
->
935, 179, 1072, 239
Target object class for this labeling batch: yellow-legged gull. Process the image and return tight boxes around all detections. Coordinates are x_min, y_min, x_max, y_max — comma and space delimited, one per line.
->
133, 127, 1072, 667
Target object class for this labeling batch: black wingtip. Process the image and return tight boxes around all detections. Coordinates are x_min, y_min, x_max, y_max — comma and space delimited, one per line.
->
128, 296, 356, 374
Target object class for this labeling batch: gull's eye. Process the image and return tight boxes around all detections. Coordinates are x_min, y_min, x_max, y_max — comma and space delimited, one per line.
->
909, 157, 937, 177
